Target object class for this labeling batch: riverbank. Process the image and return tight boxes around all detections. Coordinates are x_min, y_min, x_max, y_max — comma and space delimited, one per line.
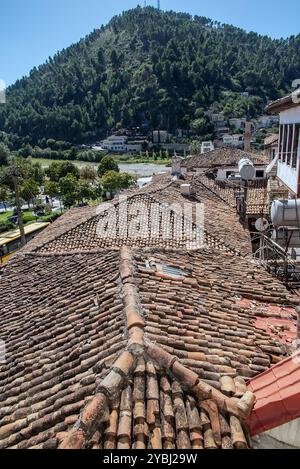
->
32, 158, 171, 178
31, 156, 171, 166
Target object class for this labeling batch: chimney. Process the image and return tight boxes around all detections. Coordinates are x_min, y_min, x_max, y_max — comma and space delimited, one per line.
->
244, 121, 252, 152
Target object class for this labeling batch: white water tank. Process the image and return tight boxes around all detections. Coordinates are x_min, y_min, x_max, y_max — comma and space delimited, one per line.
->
238, 158, 255, 181
271, 200, 300, 227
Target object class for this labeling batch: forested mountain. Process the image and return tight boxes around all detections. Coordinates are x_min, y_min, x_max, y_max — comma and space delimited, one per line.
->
1, 6, 300, 145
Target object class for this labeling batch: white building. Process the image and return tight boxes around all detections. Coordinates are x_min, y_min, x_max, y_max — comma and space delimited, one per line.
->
209, 112, 225, 123
100, 135, 143, 154
126, 142, 142, 153
153, 130, 169, 144
201, 141, 214, 154
229, 118, 246, 129
266, 93, 300, 196
257, 115, 279, 128
222, 134, 243, 147
101, 136, 128, 152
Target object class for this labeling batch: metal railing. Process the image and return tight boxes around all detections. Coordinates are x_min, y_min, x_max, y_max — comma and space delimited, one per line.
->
252, 232, 300, 288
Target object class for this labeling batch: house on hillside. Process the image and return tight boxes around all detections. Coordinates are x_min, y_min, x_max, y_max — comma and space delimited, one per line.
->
101, 135, 128, 152
100, 135, 147, 154
201, 141, 214, 154
229, 118, 246, 130
257, 115, 280, 129
222, 134, 243, 148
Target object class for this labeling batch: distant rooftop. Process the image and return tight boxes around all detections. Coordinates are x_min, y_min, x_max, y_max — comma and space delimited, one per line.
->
266, 92, 300, 113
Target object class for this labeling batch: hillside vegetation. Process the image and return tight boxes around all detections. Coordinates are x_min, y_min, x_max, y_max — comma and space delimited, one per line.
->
1, 7, 299, 146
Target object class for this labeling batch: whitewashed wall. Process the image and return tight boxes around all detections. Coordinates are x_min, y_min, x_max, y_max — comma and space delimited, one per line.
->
277, 106, 300, 194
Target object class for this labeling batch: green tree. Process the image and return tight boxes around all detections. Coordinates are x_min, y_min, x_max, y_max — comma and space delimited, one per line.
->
80, 165, 97, 182
59, 174, 79, 208
0, 158, 29, 245
101, 171, 122, 195
44, 181, 61, 207
101, 171, 136, 197
18, 144, 33, 158
0, 144, 10, 167
28, 161, 45, 185
20, 179, 40, 208
47, 161, 80, 182
120, 173, 136, 189
77, 181, 94, 204
97, 156, 119, 178
0, 185, 10, 212
190, 140, 201, 154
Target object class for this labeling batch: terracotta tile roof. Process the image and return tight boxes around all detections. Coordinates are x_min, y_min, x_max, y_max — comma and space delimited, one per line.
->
27, 193, 204, 254
266, 93, 299, 113
236, 299, 297, 346
190, 178, 252, 255
194, 175, 236, 208
246, 188, 269, 216
24, 180, 251, 257
0, 251, 126, 449
22, 205, 97, 254
1, 174, 299, 450
181, 149, 268, 170
1, 244, 298, 449
264, 134, 279, 147
247, 351, 300, 436
128, 177, 252, 256
195, 175, 269, 217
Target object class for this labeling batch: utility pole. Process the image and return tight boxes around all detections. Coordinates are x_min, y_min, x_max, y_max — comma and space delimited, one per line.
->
157, 0, 161, 10
12, 175, 26, 247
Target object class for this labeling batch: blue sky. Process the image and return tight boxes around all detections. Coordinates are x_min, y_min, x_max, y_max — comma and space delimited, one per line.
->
0, 0, 299, 86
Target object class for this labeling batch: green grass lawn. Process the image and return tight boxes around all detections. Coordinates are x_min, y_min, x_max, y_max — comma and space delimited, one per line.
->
0, 208, 60, 235
32, 156, 171, 168
31, 157, 92, 168
0, 211, 13, 222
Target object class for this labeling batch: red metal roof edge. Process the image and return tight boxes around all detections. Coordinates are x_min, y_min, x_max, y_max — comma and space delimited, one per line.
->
247, 351, 300, 436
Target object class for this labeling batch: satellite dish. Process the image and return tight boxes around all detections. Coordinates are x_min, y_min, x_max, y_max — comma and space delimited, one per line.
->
255, 218, 269, 232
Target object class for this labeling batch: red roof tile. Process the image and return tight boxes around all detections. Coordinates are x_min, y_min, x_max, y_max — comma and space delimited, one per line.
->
1, 175, 300, 450
247, 351, 300, 436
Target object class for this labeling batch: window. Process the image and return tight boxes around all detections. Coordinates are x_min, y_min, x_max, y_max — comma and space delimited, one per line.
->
146, 260, 191, 279
278, 124, 300, 168
292, 124, 300, 168
279, 125, 284, 161
282, 124, 288, 163
286, 124, 294, 165
256, 170, 264, 178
